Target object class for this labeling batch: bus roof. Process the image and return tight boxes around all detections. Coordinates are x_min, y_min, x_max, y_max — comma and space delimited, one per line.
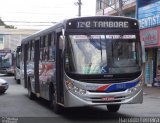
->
21, 16, 138, 44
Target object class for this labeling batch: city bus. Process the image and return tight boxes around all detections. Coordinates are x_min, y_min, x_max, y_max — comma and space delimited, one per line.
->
14, 46, 21, 84
0, 49, 15, 75
20, 16, 145, 114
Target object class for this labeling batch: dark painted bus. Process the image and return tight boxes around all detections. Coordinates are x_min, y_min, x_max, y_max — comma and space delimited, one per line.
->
20, 16, 145, 114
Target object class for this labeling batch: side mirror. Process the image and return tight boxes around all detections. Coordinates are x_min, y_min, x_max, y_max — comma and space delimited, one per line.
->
59, 35, 65, 51
59, 29, 65, 54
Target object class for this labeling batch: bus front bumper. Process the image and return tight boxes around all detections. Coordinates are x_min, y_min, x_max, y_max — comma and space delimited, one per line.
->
64, 87, 143, 107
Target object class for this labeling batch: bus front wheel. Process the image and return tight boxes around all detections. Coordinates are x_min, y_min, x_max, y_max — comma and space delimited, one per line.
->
106, 104, 121, 112
16, 79, 21, 84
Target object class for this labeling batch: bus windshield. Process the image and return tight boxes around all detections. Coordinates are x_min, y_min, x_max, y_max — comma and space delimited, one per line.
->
65, 34, 141, 75
0, 53, 12, 68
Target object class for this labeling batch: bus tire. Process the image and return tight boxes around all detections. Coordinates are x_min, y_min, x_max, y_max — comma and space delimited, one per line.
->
28, 78, 35, 100
50, 86, 62, 114
16, 79, 21, 84
107, 104, 121, 112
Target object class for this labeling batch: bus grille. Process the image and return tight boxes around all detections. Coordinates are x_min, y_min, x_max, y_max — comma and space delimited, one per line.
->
88, 89, 127, 93
67, 72, 141, 84
79, 78, 133, 84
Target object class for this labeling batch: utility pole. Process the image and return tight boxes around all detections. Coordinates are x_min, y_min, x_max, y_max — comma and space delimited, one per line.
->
75, 0, 82, 17
118, 0, 123, 16
78, 0, 82, 17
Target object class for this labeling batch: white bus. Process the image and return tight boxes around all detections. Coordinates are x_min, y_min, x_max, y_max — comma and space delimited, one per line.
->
20, 16, 145, 114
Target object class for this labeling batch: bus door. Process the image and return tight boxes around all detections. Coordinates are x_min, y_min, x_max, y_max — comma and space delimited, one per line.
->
34, 40, 40, 95
23, 44, 28, 88
56, 33, 64, 104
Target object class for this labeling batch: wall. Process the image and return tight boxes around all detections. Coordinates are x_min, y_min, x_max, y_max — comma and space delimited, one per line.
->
0, 28, 38, 51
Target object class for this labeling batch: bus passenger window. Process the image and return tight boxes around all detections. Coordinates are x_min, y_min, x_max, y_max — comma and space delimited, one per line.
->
48, 34, 51, 47
48, 33, 55, 61
44, 47, 49, 61
31, 43, 34, 61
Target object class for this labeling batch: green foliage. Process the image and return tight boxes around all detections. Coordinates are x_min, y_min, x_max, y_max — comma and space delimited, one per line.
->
0, 18, 5, 25
0, 18, 16, 29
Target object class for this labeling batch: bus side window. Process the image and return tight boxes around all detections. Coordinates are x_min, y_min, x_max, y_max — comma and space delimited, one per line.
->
39, 37, 43, 61
48, 33, 52, 61
49, 33, 56, 61
44, 35, 49, 61
28, 42, 32, 62
31, 41, 34, 61
26, 44, 29, 61
41, 36, 45, 61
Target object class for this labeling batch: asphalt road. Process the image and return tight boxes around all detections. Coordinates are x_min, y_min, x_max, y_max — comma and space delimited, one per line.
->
0, 75, 160, 123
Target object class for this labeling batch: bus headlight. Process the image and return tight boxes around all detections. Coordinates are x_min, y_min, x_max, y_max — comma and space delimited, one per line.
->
128, 80, 143, 93
72, 86, 86, 95
73, 86, 79, 93
66, 80, 74, 89
79, 89, 86, 95
66, 80, 86, 95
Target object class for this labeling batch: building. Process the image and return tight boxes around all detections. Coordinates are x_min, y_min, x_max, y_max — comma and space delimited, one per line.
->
96, 0, 136, 18
137, 0, 160, 87
0, 26, 38, 51
96, 0, 160, 87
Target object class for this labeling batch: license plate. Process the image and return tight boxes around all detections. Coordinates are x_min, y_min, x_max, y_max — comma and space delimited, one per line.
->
102, 96, 115, 101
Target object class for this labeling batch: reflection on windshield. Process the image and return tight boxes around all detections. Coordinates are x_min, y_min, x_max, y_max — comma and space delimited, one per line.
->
0, 53, 12, 68
65, 35, 141, 74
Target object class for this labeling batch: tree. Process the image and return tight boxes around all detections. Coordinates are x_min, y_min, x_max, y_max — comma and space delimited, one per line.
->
0, 17, 16, 29
0, 18, 5, 26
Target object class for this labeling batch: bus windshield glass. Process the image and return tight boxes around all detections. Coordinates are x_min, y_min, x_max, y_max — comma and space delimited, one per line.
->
65, 34, 141, 74
0, 53, 12, 68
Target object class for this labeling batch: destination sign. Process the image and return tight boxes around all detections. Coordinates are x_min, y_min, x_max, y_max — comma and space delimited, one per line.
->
66, 17, 138, 29
77, 21, 129, 29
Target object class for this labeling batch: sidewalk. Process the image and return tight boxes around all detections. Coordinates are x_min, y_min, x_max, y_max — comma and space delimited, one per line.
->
143, 85, 160, 97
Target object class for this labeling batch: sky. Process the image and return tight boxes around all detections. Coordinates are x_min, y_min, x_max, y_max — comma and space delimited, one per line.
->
0, 0, 96, 30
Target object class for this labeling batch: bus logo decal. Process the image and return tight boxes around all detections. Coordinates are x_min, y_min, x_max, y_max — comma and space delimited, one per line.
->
96, 80, 140, 92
